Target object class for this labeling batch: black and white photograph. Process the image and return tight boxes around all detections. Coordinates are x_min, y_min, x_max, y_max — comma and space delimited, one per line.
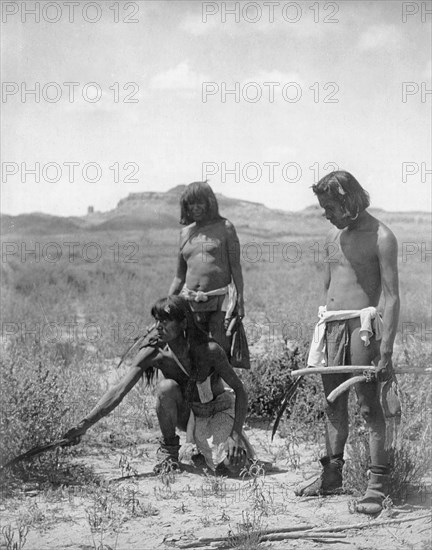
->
1, 1, 431, 549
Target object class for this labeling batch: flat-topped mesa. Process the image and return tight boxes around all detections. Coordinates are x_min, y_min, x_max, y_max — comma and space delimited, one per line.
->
117, 192, 159, 205
116, 187, 190, 209
115, 188, 267, 212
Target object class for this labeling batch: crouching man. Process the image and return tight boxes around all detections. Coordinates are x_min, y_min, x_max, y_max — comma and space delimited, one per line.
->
296, 171, 400, 514
63, 296, 255, 475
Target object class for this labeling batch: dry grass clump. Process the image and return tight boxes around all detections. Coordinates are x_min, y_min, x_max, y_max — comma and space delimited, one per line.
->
228, 510, 266, 550
84, 479, 159, 550
1, 523, 29, 550
0, 341, 100, 488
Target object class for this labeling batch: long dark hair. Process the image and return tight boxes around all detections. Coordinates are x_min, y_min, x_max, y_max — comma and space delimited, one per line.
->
147, 296, 211, 397
312, 171, 370, 217
179, 181, 222, 225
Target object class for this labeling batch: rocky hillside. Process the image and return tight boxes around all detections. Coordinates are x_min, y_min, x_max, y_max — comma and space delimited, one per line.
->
1, 187, 430, 239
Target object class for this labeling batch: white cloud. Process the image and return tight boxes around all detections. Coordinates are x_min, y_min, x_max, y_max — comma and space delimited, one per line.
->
149, 61, 207, 91
357, 24, 402, 52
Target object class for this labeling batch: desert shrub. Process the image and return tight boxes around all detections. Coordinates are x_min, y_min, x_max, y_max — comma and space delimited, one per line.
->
0, 341, 101, 487
277, 374, 326, 447
240, 340, 309, 418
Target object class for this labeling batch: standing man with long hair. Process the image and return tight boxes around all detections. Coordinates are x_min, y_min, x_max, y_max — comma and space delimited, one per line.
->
296, 171, 400, 515
169, 181, 245, 356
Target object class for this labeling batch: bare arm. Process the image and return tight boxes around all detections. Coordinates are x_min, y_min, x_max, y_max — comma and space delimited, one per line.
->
225, 221, 245, 316
211, 344, 248, 438
322, 231, 333, 302
168, 253, 187, 295
64, 347, 158, 439
168, 231, 187, 295
377, 226, 400, 375
84, 367, 143, 427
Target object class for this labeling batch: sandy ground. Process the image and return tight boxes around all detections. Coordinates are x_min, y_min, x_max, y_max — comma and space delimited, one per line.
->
1, 422, 431, 550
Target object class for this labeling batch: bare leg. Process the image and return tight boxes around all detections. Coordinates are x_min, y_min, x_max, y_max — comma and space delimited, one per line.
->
208, 310, 231, 356
322, 374, 350, 456
349, 322, 387, 467
192, 309, 231, 356
155, 379, 190, 439
322, 320, 351, 456
295, 321, 348, 496
349, 320, 389, 514
153, 380, 190, 473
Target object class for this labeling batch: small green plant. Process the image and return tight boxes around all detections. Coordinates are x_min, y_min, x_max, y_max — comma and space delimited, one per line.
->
153, 485, 180, 500
121, 480, 159, 518
173, 502, 190, 514
17, 502, 45, 528
199, 515, 212, 527
85, 482, 124, 550
241, 461, 273, 515
1, 523, 29, 550
156, 459, 178, 489
118, 452, 138, 478
228, 510, 266, 550
219, 510, 231, 522
202, 468, 227, 497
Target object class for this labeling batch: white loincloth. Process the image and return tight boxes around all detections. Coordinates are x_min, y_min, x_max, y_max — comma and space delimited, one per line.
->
181, 283, 237, 320
307, 306, 383, 368
186, 390, 255, 470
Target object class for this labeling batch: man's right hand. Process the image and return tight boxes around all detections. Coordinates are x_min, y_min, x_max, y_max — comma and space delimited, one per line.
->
376, 355, 393, 382
62, 420, 89, 446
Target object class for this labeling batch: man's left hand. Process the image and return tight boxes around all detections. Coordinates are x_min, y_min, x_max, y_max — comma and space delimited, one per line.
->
226, 433, 246, 467
237, 304, 245, 319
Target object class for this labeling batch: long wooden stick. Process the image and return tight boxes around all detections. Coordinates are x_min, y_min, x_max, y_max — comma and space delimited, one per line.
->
292, 366, 431, 377
1, 437, 70, 471
178, 532, 344, 548
197, 524, 313, 542
306, 512, 431, 533
253, 532, 347, 543
178, 513, 430, 548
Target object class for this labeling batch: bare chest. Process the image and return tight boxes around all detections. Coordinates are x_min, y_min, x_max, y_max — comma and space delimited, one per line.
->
328, 231, 379, 269
156, 346, 212, 383
182, 226, 226, 262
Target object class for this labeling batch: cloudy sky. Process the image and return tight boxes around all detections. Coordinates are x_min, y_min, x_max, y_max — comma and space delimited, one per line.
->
1, 0, 431, 216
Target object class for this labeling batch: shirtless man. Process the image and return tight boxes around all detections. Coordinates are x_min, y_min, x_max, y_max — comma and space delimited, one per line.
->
63, 296, 251, 475
169, 181, 245, 355
296, 171, 400, 515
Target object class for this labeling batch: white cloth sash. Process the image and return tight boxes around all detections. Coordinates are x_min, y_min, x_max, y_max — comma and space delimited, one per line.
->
307, 306, 383, 368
